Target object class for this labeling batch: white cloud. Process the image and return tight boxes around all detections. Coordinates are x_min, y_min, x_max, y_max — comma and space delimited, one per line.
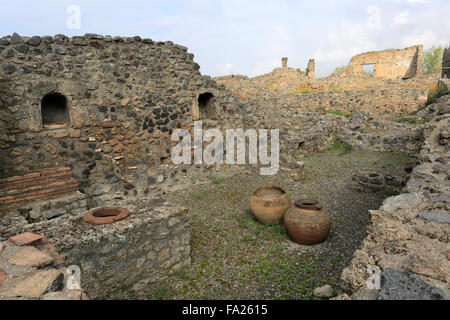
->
218, 63, 236, 75
401, 29, 449, 48
392, 11, 409, 26
314, 21, 376, 63
250, 58, 280, 77
366, 5, 382, 30
407, 0, 428, 4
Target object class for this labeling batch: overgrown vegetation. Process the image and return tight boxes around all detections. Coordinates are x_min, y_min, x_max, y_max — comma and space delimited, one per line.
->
394, 115, 426, 125
326, 109, 352, 118
213, 177, 223, 184
333, 65, 348, 75
330, 138, 353, 155
423, 45, 443, 75
426, 84, 449, 105
294, 87, 313, 94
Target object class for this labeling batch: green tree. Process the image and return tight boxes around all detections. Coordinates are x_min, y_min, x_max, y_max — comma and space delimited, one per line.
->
333, 65, 348, 75
423, 45, 443, 75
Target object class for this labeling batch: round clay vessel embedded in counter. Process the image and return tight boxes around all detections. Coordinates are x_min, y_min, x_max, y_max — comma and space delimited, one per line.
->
82, 206, 131, 225
249, 185, 291, 224
284, 199, 331, 245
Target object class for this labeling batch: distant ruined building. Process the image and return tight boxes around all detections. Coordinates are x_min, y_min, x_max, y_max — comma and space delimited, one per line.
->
348, 45, 423, 80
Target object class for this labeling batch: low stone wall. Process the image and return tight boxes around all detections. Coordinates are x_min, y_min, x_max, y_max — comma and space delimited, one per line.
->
1, 199, 191, 299
338, 127, 422, 155
337, 94, 450, 300
285, 87, 428, 118
0, 191, 87, 238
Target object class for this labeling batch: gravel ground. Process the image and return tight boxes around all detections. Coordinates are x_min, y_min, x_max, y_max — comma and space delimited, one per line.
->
132, 146, 412, 300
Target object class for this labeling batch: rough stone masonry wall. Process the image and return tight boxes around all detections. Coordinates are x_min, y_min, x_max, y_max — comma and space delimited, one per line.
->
283, 87, 428, 118
348, 45, 423, 80
0, 33, 244, 208
337, 94, 450, 299
215, 73, 430, 118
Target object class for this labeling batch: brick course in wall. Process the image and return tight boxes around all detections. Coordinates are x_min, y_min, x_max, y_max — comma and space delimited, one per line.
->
0, 167, 78, 211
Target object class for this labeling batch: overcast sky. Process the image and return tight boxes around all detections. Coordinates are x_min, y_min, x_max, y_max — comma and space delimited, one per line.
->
0, 0, 448, 77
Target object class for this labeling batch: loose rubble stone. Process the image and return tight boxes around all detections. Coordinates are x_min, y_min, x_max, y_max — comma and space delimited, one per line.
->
380, 193, 423, 212
418, 211, 450, 224
10, 33, 23, 45
8, 246, 54, 268
26, 36, 41, 46
3, 269, 64, 299
313, 285, 333, 298
41, 289, 88, 300
378, 268, 448, 300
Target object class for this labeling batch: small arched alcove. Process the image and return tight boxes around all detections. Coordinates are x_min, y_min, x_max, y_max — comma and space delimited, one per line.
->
41, 93, 69, 129
198, 92, 216, 120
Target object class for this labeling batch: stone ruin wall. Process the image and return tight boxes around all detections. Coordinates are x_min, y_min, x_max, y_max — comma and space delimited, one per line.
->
348, 45, 423, 80
0, 34, 447, 300
442, 46, 450, 79
337, 95, 450, 299
0, 33, 245, 209
215, 75, 428, 118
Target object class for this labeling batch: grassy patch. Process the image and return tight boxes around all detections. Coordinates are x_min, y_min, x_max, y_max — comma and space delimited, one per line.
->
394, 116, 426, 125
195, 192, 203, 199
151, 283, 174, 300
172, 268, 189, 280
213, 177, 223, 184
294, 87, 313, 94
330, 139, 352, 155
426, 85, 449, 105
326, 109, 351, 118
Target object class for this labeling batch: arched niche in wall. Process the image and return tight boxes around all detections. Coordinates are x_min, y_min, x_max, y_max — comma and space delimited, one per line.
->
41, 93, 70, 129
196, 92, 216, 120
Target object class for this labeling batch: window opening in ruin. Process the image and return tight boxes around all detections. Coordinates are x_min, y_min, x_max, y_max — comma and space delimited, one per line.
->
198, 92, 216, 120
362, 64, 375, 76
41, 93, 69, 129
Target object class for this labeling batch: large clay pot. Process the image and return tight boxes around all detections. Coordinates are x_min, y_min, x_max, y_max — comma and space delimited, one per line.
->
284, 199, 331, 245
250, 185, 291, 224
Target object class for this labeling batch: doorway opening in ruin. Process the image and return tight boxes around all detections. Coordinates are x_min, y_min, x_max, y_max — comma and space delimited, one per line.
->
198, 92, 216, 120
362, 64, 375, 76
41, 93, 70, 129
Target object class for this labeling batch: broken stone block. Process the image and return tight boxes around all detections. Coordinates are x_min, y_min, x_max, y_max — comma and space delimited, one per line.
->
313, 284, 333, 298
41, 289, 88, 300
378, 268, 448, 300
380, 192, 423, 213
8, 246, 54, 268
418, 211, 450, 224
3, 269, 64, 299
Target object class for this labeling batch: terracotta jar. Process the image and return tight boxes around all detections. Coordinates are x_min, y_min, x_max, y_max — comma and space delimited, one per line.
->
250, 185, 291, 224
284, 199, 331, 245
